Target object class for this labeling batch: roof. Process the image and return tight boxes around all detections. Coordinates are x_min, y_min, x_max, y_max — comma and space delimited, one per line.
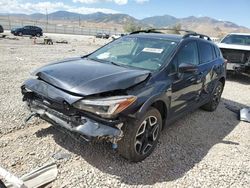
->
126, 33, 183, 42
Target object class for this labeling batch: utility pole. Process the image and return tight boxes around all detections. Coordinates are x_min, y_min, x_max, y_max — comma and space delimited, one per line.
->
8, 14, 11, 30
46, 8, 48, 32
79, 16, 81, 27
46, 8, 48, 24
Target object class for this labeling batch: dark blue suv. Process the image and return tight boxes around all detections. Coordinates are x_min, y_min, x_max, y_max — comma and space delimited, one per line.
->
11, 25, 43, 37
21, 29, 226, 162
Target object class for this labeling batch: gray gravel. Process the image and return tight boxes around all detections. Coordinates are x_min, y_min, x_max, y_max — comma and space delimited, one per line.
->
0, 34, 250, 188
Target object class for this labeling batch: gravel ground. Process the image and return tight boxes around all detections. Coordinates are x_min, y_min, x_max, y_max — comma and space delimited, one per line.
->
0, 33, 250, 188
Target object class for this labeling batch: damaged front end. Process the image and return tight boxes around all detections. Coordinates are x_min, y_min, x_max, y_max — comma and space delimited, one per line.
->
21, 79, 125, 147
220, 48, 250, 74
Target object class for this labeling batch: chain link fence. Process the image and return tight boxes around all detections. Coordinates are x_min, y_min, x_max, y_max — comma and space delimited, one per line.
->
0, 17, 122, 36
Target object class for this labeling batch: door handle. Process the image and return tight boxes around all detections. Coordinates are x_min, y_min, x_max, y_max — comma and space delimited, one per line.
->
198, 71, 204, 75
189, 77, 196, 82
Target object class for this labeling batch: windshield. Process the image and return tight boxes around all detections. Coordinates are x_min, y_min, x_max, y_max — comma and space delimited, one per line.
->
88, 36, 178, 71
221, 34, 250, 46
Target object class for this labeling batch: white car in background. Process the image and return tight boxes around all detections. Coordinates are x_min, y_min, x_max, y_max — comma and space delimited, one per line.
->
217, 33, 250, 75
111, 34, 126, 40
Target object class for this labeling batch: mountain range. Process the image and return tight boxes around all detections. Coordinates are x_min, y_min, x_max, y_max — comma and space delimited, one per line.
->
3, 11, 250, 37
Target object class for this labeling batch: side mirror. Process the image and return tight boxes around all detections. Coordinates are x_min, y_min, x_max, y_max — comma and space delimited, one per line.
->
179, 63, 198, 73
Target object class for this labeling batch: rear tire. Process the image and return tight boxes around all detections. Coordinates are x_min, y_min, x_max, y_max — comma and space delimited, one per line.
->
36, 33, 41, 37
201, 81, 223, 111
118, 107, 162, 162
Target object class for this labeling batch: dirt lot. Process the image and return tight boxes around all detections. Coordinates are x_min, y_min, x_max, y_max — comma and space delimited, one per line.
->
0, 33, 250, 188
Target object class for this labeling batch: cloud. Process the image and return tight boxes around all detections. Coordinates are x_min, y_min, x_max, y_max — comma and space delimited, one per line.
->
73, 0, 128, 5
0, 0, 119, 14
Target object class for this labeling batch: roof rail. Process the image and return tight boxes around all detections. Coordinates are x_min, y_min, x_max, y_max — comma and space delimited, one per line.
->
130, 28, 212, 41
130, 28, 195, 35
183, 33, 211, 41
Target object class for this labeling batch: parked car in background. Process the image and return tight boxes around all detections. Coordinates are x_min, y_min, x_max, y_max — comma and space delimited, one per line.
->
0, 25, 4, 33
11, 26, 43, 37
21, 30, 226, 162
95, 33, 110, 39
217, 33, 250, 75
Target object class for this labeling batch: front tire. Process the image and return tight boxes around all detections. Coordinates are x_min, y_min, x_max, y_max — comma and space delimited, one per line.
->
118, 107, 162, 162
201, 81, 223, 111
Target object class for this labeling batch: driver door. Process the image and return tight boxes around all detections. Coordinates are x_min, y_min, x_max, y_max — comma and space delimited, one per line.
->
169, 41, 203, 116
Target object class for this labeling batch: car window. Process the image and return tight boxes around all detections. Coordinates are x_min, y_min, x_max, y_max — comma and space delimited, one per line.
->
214, 46, 222, 58
221, 34, 250, 46
108, 39, 136, 56
23, 26, 30, 29
88, 36, 177, 71
177, 41, 199, 65
167, 57, 178, 74
199, 42, 214, 64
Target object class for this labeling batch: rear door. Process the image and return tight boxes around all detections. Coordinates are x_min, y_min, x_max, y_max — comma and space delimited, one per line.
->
197, 41, 219, 101
170, 41, 202, 115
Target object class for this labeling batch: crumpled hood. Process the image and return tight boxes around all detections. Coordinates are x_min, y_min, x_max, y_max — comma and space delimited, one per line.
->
33, 57, 150, 96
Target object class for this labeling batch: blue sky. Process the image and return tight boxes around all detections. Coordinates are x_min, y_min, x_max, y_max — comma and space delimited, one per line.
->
0, 0, 249, 27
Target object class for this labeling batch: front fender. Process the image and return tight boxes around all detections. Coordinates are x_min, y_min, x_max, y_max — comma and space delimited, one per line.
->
135, 92, 171, 120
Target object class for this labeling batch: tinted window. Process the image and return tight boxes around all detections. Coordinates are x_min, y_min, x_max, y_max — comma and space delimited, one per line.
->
214, 46, 222, 58
177, 42, 199, 65
199, 42, 214, 63
168, 57, 178, 74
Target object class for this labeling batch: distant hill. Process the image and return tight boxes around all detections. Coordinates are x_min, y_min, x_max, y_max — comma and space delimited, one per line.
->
177, 16, 250, 36
31, 11, 138, 25
2, 11, 250, 37
141, 15, 178, 27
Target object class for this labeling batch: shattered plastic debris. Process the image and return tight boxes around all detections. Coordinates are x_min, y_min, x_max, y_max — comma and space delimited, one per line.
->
0, 162, 57, 188
240, 108, 250, 123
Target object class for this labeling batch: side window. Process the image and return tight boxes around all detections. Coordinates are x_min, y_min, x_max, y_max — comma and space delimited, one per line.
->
199, 42, 214, 63
177, 41, 199, 65
214, 46, 222, 58
167, 57, 178, 74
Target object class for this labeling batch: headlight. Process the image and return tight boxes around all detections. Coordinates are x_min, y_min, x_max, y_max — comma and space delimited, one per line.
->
73, 95, 137, 118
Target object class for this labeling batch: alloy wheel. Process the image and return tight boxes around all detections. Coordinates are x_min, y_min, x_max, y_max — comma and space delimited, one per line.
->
212, 84, 222, 108
134, 116, 160, 155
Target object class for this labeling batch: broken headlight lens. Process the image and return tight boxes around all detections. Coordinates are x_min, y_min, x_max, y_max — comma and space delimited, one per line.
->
73, 96, 137, 118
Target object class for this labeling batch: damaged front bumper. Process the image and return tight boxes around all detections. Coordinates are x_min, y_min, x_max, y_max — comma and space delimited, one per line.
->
22, 79, 124, 144
227, 62, 250, 74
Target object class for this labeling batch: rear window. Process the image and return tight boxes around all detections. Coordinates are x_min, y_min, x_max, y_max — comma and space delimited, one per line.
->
199, 42, 214, 63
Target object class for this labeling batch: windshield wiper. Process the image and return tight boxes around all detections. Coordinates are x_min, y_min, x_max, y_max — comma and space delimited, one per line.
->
108, 61, 123, 67
86, 57, 123, 67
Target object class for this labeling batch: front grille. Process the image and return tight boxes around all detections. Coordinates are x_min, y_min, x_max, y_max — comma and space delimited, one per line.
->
31, 99, 83, 126
221, 49, 249, 64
